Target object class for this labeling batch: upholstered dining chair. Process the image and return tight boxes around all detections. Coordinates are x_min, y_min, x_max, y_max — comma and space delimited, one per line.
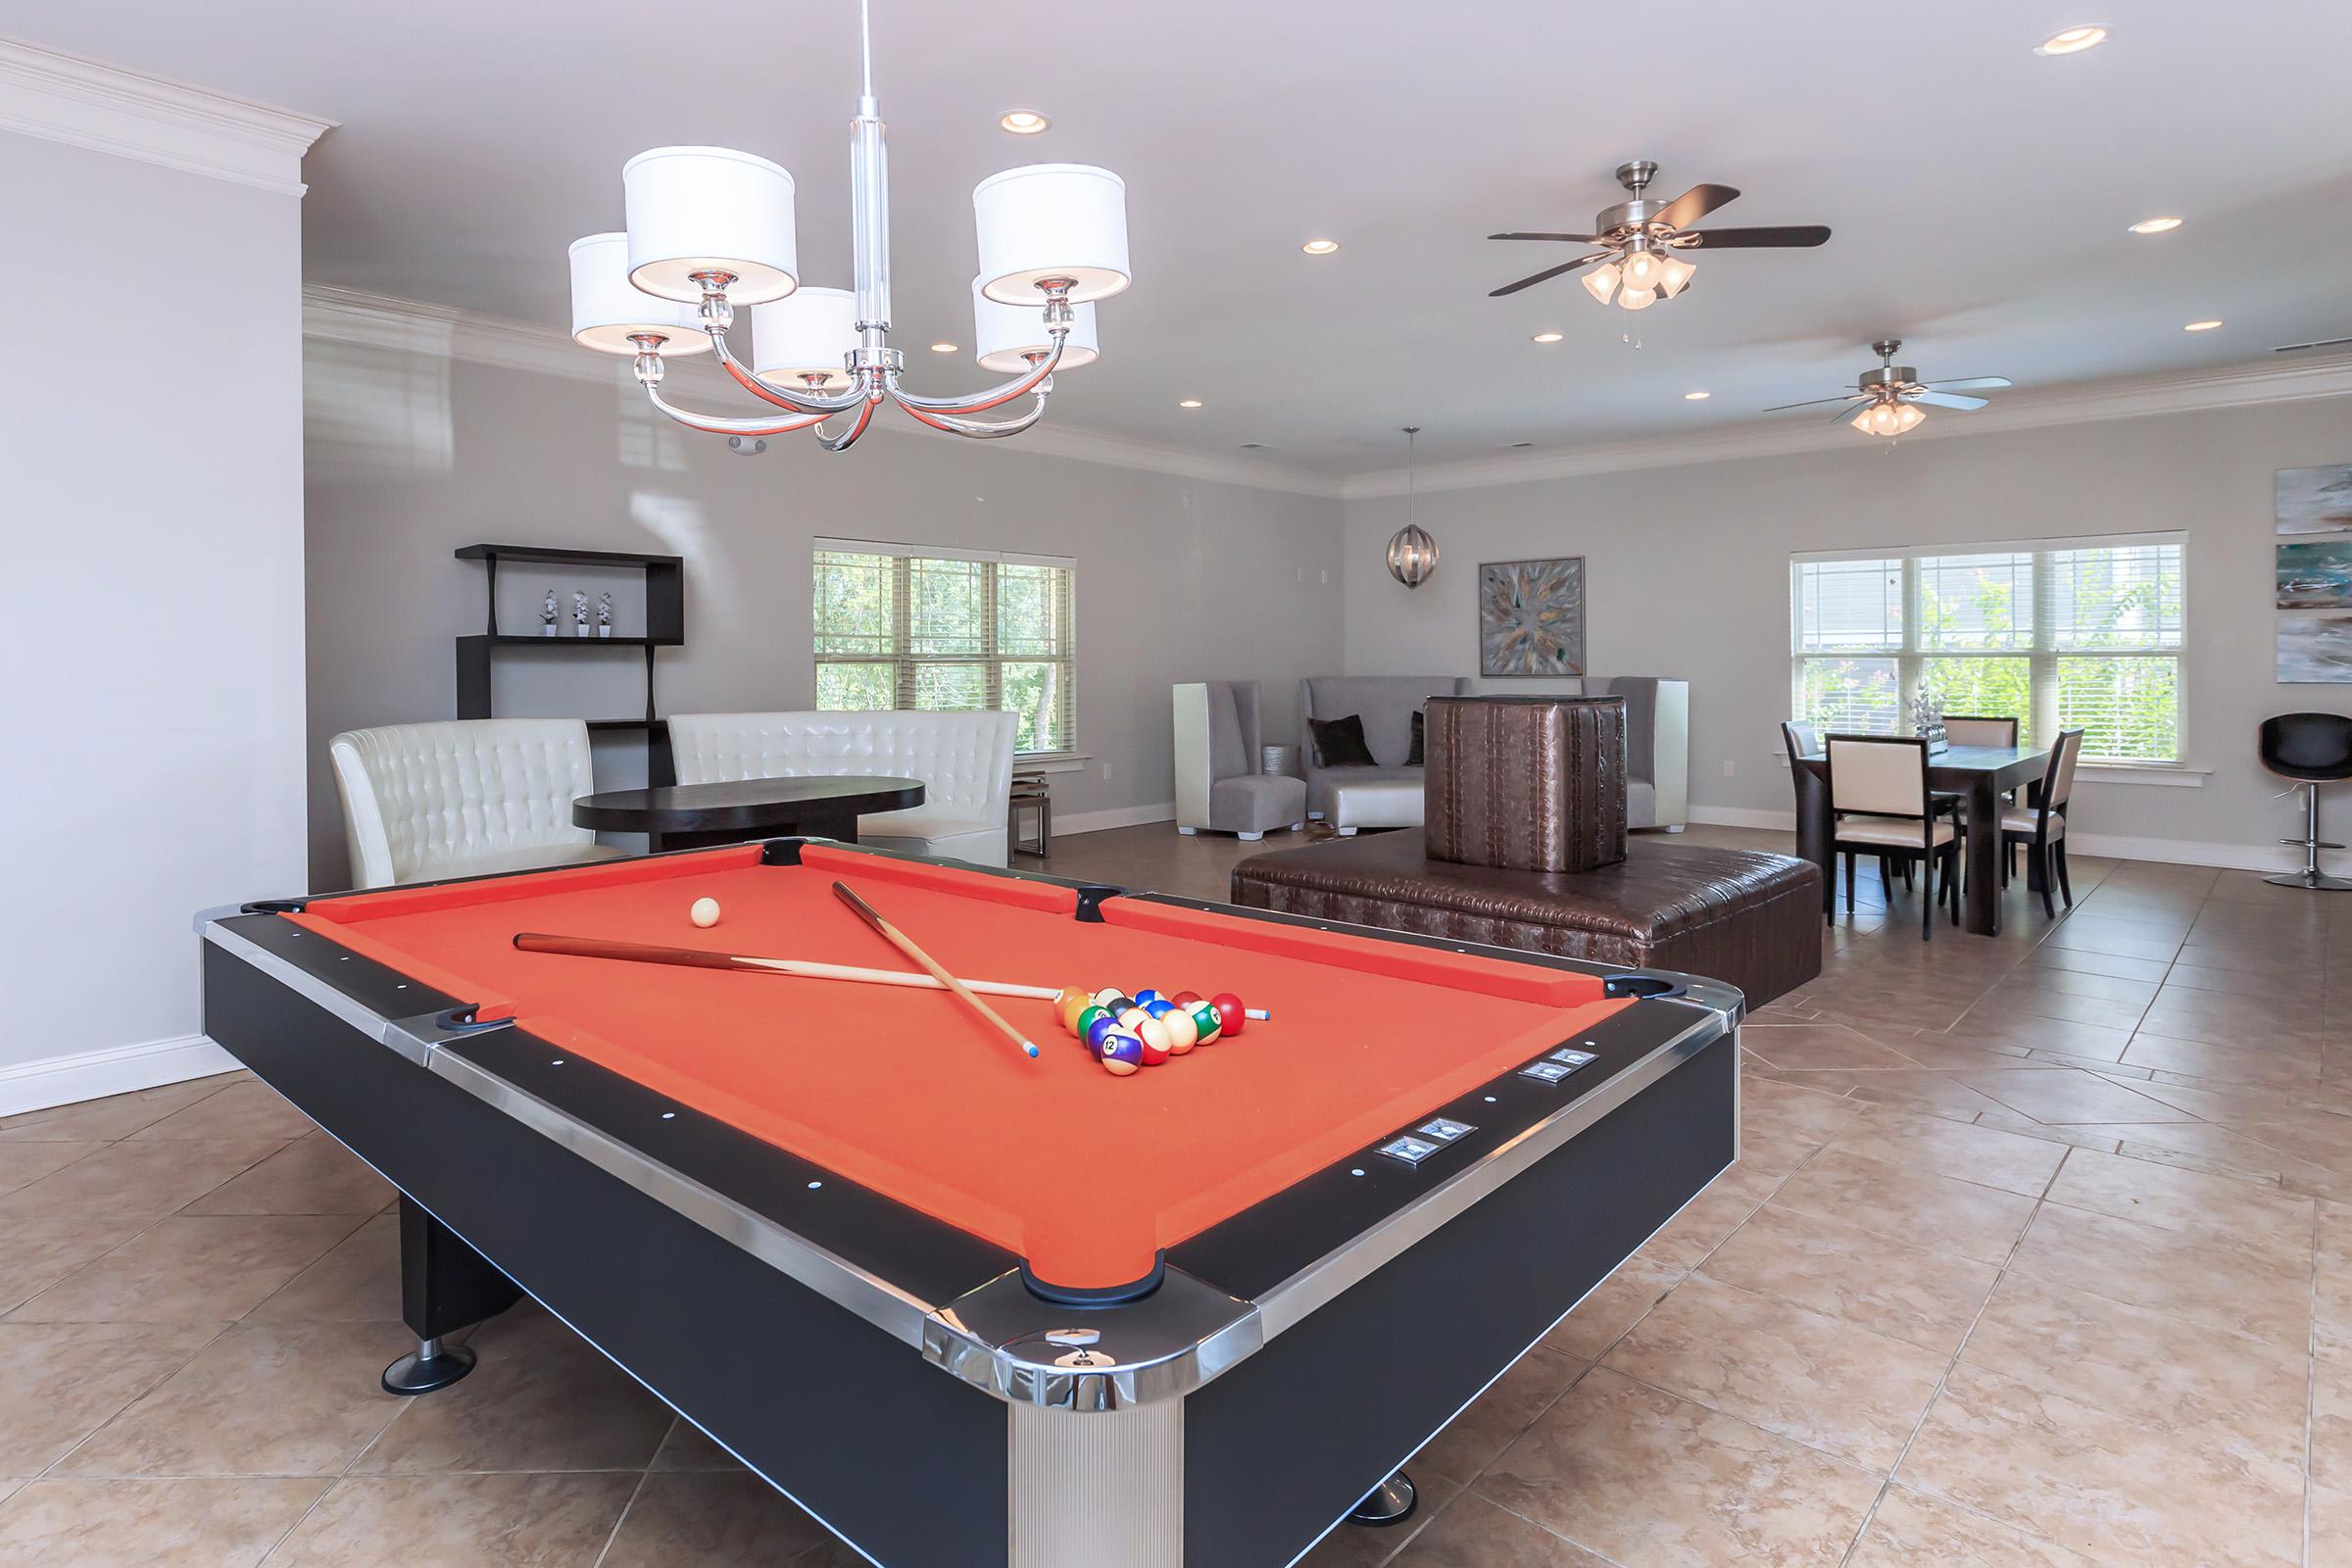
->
1940, 715, 2020, 748
329, 717, 625, 888
1999, 727, 2082, 917
1826, 733, 1962, 940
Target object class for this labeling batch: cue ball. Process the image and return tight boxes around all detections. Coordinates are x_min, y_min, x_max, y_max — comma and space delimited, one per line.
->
689, 898, 722, 928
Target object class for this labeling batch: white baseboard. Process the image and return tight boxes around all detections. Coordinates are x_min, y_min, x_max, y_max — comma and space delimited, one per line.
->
0, 1033, 241, 1118
1686, 804, 2350, 876
1054, 801, 1178, 836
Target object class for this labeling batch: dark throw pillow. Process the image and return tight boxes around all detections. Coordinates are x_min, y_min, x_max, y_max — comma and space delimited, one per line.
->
1407, 709, 1425, 766
1308, 712, 1376, 768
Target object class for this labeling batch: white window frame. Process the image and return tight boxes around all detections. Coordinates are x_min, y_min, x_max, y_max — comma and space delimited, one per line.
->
1790, 530, 2188, 766
813, 537, 1079, 760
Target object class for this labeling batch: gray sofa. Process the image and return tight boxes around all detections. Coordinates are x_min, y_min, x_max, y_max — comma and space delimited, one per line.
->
1172, 681, 1308, 840
1299, 675, 1471, 828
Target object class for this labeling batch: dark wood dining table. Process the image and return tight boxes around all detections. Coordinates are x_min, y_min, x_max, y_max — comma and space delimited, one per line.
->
572, 775, 925, 853
1791, 744, 2050, 936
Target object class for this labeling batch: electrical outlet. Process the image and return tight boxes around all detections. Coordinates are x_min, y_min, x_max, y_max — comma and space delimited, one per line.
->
1102, 761, 1114, 780
1722, 760, 1737, 778
1318, 567, 1329, 584
1296, 566, 1304, 582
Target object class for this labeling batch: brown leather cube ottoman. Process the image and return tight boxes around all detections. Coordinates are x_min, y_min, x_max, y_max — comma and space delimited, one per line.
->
1230, 831, 1822, 1008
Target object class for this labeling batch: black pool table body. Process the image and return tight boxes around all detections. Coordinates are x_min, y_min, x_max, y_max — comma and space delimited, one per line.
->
199, 840, 1742, 1568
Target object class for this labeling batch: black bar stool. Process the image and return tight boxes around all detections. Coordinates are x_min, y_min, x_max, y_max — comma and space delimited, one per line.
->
2259, 712, 2352, 891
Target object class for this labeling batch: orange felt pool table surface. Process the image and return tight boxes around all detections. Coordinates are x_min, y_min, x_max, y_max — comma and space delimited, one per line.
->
289, 843, 1632, 1288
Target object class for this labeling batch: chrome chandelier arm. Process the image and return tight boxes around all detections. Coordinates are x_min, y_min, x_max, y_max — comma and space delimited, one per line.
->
887, 383, 1052, 439
812, 393, 879, 453
886, 333, 1064, 414
708, 330, 870, 414
644, 382, 839, 437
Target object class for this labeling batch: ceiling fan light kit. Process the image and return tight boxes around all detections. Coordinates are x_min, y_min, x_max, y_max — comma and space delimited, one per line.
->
566, 0, 1128, 454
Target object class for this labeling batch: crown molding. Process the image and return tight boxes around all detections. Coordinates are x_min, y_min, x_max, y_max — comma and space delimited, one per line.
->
1340, 351, 2352, 501
0, 36, 331, 196
301, 284, 1346, 499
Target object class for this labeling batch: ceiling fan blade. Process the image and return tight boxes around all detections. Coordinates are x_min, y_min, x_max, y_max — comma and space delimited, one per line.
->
1488, 253, 1612, 298
1489, 231, 1604, 243
1763, 394, 1867, 413
2277, 335, 2352, 353
1651, 182, 1740, 232
1920, 376, 2013, 392
1912, 391, 1989, 411
1680, 224, 1833, 249
1828, 400, 1872, 422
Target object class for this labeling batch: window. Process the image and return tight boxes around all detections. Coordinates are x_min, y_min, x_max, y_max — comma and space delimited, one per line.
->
1790, 535, 2185, 763
813, 540, 1076, 755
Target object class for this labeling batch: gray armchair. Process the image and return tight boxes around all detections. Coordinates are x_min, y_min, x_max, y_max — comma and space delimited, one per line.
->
1172, 682, 1307, 840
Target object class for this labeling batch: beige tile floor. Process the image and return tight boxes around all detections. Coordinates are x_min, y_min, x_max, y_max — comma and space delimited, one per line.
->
0, 823, 2343, 1566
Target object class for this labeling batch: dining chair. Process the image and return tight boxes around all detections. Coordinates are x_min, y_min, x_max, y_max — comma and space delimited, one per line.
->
1941, 715, 2020, 748
2000, 727, 2082, 917
1826, 733, 1961, 940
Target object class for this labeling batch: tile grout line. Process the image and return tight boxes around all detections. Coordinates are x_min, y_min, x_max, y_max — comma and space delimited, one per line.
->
589, 1463, 658, 1568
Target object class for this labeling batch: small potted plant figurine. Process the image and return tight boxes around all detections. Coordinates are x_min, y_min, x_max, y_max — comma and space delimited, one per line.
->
572, 590, 591, 638
540, 588, 559, 637
596, 591, 614, 638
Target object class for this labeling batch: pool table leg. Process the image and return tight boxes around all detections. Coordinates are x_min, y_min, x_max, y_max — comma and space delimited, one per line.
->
380, 1196, 523, 1396
1009, 1400, 1181, 1568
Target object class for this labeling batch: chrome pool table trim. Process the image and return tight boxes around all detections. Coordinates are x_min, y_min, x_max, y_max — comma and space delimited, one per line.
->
199, 915, 1740, 1414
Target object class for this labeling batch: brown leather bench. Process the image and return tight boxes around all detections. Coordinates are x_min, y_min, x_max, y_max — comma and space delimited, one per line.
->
1230, 830, 1822, 1008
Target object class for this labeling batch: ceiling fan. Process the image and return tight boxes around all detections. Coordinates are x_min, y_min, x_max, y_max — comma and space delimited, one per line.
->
1489, 161, 1831, 309
1765, 339, 2013, 437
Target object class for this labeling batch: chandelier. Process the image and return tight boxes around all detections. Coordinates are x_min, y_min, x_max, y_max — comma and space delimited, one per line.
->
565, 0, 1128, 453
1386, 427, 1439, 589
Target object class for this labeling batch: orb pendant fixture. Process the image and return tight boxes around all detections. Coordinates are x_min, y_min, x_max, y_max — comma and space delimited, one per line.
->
1387, 426, 1439, 589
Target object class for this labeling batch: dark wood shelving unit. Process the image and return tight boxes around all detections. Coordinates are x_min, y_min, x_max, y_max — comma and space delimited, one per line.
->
455, 544, 685, 785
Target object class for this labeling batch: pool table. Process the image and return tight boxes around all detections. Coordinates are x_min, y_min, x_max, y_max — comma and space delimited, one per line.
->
199, 839, 1741, 1568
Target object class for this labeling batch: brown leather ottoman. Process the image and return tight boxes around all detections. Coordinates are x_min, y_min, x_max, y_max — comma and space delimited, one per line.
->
1230, 831, 1822, 1008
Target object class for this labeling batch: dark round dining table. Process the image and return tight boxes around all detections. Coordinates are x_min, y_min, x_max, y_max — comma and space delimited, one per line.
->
572, 775, 925, 852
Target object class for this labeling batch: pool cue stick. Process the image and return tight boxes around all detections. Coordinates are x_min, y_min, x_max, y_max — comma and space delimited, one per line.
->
829, 881, 1042, 1061
511, 933, 1059, 1004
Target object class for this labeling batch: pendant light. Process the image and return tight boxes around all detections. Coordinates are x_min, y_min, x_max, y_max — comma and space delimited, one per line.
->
1386, 426, 1439, 589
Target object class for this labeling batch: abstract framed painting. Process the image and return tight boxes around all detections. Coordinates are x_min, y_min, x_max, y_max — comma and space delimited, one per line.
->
2278, 538, 2352, 609
2278, 466, 2352, 536
2278, 615, 2352, 684
1479, 557, 1586, 677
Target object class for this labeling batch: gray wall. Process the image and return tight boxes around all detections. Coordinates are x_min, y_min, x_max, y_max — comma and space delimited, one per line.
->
1343, 397, 2352, 868
304, 341, 1346, 887
3, 133, 308, 1088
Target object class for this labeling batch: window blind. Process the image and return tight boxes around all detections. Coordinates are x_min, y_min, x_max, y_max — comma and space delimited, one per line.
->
1789, 536, 2185, 763
813, 542, 1077, 755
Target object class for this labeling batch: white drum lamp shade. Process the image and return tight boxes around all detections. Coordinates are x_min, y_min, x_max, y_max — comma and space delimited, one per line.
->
751, 288, 860, 389
624, 146, 800, 305
567, 233, 710, 356
973, 164, 1130, 305
971, 276, 1100, 371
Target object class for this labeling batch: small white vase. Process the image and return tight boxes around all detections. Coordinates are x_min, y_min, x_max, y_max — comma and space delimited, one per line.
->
597, 624, 612, 639
539, 624, 556, 637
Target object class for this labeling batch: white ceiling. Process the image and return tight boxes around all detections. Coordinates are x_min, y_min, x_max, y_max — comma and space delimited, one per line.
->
16, 0, 2352, 473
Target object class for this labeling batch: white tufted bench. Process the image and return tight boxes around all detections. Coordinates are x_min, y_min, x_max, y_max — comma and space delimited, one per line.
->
1326, 777, 1423, 836
668, 710, 1016, 865
329, 718, 627, 888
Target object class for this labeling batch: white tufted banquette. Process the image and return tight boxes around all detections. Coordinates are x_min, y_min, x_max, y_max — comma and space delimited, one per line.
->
668, 710, 1016, 866
329, 718, 626, 888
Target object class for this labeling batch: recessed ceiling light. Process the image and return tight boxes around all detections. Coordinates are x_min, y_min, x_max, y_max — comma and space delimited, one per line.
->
1531, 331, 1564, 344
2129, 216, 2183, 234
1300, 238, 1341, 256
2184, 319, 2224, 331
998, 110, 1050, 135
1683, 390, 1711, 401
1178, 398, 1203, 409
2034, 24, 2109, 55
928, 342, 957, 353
